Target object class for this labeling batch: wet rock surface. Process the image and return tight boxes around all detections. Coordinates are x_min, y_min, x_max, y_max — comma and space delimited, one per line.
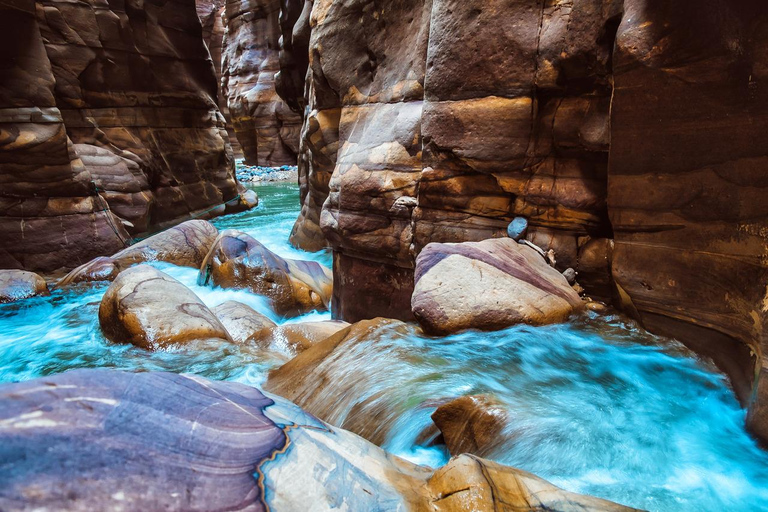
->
199, 230, 332, 317
0, 270, 49, 303
432, 395, 508, 458
0, 369, 639, 512
412, 239, 584, 335
271, 319, 350, 353
213, 300, 277, 346
99, 265, 232, 350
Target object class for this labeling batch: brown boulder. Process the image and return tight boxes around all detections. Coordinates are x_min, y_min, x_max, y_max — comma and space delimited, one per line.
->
271, 320, 350, 353
431, 395, 507, 457
264, 318, 414, 445
412, 239, 584, 335
55, 257, 120, 288
199, 230, 332, 317
212, 300, 277, 346
113, 220, 219, 269
428, 454, 639, 512
0, 270, 49, 303
99, 265, 232, 350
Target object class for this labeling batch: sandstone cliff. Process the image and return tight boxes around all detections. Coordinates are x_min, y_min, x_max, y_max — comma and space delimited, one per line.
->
221, 0, 301, 166
1, 0, 242, 272
281, 0, 768, 443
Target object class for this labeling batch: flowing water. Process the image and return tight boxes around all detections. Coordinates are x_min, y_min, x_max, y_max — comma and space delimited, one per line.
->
1, 182, 767, 511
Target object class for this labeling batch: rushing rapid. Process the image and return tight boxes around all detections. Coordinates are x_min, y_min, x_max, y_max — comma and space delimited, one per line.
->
1, 182, 767, 511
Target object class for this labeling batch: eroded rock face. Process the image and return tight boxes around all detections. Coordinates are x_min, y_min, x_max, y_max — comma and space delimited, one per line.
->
607, 1, 768, 439
0, 270, 49, 303
199, 230, 332, 317
0, 0, 242, 273
412, 239, 584, 335
99, 265, 232, 350
0, 369, 637, 512
432, 395, 508, 458
213, 300, 277, 345
222, 0, 301, 166
282, 0, 619, 320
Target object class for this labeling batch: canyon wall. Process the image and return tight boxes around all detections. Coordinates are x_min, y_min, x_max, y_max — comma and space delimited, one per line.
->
222, 0, 301, 166
282, 0, 768, 442
1, 0, 242, 272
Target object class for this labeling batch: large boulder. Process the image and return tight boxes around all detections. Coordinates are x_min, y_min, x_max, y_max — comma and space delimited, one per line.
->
112, 220, 220, 269
198, 230, 332, 317
412, 239, 584, 335
0, 270, 49, 303
0, 369, 639, 512
56, 220, 220, 287
99, 265, 232, 350
212, 300, 277, 346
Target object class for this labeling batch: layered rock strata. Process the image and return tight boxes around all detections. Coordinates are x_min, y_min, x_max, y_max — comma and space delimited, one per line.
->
0, 0, 243, 273
280, 0, 768, 443
222, 0, 301, 166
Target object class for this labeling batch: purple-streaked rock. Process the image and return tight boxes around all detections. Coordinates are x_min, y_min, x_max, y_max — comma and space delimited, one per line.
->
0, 369, 639, 511
0, 0, 244, 273
99, 265, 232, 350
412, 239, 584, 335
199, 230, 332, 317
0, 270, 49, 303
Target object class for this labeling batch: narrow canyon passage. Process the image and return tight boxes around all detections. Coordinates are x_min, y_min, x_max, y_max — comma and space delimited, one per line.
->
2, 183, 768, 511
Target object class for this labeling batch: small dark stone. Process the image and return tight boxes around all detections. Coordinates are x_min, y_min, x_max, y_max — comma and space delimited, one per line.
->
507, 217, 528, 241
562, 268, 577, 285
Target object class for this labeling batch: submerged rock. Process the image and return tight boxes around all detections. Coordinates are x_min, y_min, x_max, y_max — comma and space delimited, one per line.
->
412, 239, 584, 335
265, 318, 417, 445
0, 270, 49, 303
212, 300, 277, 346
99, 265, 232, 350
199, 230, 332, 317
55, 257, 121, 287
0, 369, 639, 512
431, 395, 508, 458
271, 320, 351, 354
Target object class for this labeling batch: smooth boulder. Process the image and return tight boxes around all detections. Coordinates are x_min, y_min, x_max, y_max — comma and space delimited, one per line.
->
0, 369, 639, 512
412, 239, 584, 335
0, 270, 49, 303
199, 230, 332, 317
99, 265, 232, 350
212, 300, 277, 346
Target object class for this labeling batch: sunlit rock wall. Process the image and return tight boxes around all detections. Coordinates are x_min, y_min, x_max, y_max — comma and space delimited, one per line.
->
0, 0, 241, 272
